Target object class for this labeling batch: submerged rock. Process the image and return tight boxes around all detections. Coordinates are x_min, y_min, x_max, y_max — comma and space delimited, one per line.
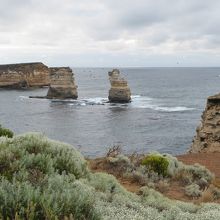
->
0, 62, 50, 89
190, 93, 220, 153
46, 67, 78, 99
108, 69, 131, 103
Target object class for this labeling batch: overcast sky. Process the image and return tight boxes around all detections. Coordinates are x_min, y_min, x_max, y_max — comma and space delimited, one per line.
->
0, 0, 220, 67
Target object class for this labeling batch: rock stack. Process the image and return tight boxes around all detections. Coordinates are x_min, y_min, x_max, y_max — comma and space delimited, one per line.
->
46, 67, 78, 99
108, 69, 131, 103
190, 93, 220, 153
0, 62, 50, 89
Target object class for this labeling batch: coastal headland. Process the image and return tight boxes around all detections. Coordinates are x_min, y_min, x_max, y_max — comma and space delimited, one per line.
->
0, 62, 50, 88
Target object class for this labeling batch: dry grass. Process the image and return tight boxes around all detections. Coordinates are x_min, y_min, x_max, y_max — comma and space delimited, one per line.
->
106, 145, 121, 157
156, 180, 170, 193
213, 178, 220, 188
197, 187, 215, 204
172, 170, 193, 186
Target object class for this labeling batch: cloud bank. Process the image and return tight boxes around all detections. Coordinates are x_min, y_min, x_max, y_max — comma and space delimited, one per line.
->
0, 0, 220, 66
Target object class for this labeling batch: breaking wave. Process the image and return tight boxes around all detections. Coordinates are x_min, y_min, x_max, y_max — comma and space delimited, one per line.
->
130, 95, 195, 112
19, 95, 194, 112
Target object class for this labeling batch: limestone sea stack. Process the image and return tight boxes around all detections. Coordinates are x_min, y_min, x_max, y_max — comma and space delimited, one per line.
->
46, 67, 78, 99
190, 93, 220, 153
0, 62, 50, 89
108, 69, 131, 103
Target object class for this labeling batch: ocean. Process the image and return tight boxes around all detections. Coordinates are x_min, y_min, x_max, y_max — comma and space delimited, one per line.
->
0, 67, 220, 157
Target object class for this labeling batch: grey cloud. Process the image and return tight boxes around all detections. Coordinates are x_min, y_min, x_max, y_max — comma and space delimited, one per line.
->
0, 0, 220, 66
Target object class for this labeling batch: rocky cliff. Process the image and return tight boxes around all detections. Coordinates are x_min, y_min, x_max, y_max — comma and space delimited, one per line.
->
0, 62, 50, 88
108, 69, 131, 103
46, 67, 78, 99
191, 93, 220, 153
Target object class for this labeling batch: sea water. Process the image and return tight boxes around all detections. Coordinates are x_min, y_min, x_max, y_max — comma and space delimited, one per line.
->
0, 67, 220, 157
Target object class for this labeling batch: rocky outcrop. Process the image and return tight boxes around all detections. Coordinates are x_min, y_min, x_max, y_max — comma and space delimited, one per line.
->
0, 62, 50, 88
46, 67, 78, 99
108, 69, 131, 103
191, 93, 220, 153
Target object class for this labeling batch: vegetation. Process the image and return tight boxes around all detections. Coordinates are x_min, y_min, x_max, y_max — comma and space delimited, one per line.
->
141, 154, 169, 177
185, 183, 202, 197
0, 133, 220, 219
0, 124, 13, 138
103, 150, 215, 199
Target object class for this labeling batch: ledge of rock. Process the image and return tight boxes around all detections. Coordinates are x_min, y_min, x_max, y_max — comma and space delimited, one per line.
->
190, 93, 220, 153
108, 69, 131, 103
0, 62, 50, 89
46, 67, 78, 99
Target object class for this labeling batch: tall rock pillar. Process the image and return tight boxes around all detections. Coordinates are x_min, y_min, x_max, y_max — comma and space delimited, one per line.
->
108, 69, 131, 103
46, 67, 78, 99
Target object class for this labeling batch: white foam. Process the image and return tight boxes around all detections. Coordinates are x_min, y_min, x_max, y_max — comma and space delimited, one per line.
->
131, 95, 194, 112
153, 106, 194, 112
19, 95, 29, 100
20, 94, 194, 112
82, 97, 108, 105
62, 97, 108, 106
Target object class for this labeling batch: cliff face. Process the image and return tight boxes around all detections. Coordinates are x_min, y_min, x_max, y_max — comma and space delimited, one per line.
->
108, 69, 131, 103
0, 62, 50, 88
191, 94, 220, 153
46, 67, 78, 99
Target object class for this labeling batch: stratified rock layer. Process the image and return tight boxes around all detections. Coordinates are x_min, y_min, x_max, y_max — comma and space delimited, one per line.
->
0, 62, 50, 88
108, 69, 131, 103
46, 67, 78, 99
191, 93, 220, 153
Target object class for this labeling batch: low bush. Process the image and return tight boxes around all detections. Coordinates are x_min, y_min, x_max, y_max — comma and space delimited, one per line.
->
142, 154, 169, 177
0, 124, 13, 138
0, 133, 220, 219
185, 183, 202, 197
0, 133, 98, 219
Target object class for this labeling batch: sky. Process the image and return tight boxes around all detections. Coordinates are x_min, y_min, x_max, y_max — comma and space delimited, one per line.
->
0, 0, 220, 67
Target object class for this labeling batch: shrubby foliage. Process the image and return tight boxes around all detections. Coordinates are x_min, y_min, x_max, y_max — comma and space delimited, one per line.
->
0, 133, 97, 220
109, 151, 214, 197
185, 183, 202, 197
0, 124, 13, 138
0, 133, 220, 219
142, 154, 169, 177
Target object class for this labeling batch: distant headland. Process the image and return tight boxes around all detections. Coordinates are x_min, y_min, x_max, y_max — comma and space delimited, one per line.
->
0, 62, 50, 88
0, 62, 132, 102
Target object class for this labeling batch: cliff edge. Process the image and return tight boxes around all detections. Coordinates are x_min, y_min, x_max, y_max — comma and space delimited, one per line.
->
191, 93, 220, 153
0, 62, 50, 88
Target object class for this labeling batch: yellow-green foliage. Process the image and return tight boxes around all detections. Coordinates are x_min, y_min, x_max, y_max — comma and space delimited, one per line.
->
142, 154, 169, 177
0, 125, 13, 138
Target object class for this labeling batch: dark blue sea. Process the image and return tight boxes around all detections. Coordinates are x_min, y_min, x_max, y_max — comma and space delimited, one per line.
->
1, 67, 220, 157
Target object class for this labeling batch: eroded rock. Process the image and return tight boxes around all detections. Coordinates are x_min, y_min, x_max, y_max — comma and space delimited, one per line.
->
0, 62, 50, 88
108, 69, 131, 103
190, 93, 220, 153
46, 67, 78, 99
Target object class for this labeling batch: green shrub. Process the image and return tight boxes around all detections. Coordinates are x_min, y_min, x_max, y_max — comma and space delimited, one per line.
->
142, 154, 169, 177
0, 125, 13, 138
0, 133, 220, 219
